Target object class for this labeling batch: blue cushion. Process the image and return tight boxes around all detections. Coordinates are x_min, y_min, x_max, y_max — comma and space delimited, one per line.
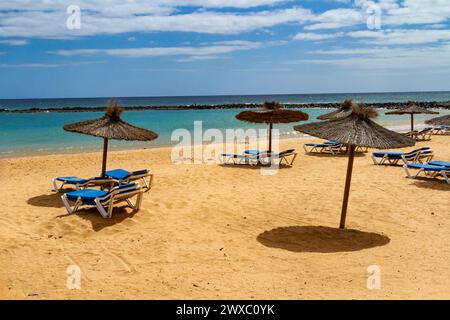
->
372, 152, 403, 159
106, 169, 130, 180
56, 176, 87, 185
132, 169, 149, 176
66, 189, 109, 205
428, 161, 450, 168
406, 164, 446, 171
304, 143, 326, 147
244, 150, 264, 155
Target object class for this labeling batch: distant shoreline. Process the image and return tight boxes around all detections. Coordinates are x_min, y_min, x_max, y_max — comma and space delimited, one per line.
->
2, 101, 450, 113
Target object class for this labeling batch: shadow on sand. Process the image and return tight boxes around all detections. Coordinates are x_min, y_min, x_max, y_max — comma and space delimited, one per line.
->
411, 178, 450, 191
218, 164, 294, 170
257, 225, 390, 253
303, 152, 366, 159
56, 206, 139, 232
27, 192, 66, 208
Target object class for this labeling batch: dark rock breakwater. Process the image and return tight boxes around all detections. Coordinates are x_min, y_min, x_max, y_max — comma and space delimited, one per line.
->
1, 101, 449, 113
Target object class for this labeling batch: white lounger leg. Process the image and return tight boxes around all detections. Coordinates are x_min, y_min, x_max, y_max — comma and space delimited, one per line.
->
371, 154, 380, 165
125, 193, 143, 210
403, 165, 416, 179
53, 178, 68, 192
61, 194, 73, 214
61, 195, 82, 214
52, 178, 60, 192
442, 171, 450, 184
94, 198, 110, 219
143, 174, 153, 192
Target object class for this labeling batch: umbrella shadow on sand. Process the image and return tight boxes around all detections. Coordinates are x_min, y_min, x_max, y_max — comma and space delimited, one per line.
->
28, 193, 67, 208
257, 226, 390, 253
56, 206, 139, 232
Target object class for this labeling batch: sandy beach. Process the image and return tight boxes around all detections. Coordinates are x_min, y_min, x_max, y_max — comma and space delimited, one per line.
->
0, 136, 449, 300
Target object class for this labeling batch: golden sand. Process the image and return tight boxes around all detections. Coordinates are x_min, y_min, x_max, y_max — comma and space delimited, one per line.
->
0, 137, 449, 299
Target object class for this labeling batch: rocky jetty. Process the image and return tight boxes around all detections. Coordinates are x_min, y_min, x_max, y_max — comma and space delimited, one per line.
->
1, 101, 449, 113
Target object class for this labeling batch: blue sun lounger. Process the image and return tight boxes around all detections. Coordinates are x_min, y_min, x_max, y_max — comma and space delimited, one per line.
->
220, 152, 263, 166
406, 128, 433, 141
403, 162, 450, 184
428, 161, 450, 168
303, 141, 345, 155
105, 169, 153, 192
52, 176, 116, 193
432, 126, 450, 135
256, 149, 298, 166
371, 147, 433, 166
53, 168, 152, 192
61, 183, 144, 218
220, 149, 297, 166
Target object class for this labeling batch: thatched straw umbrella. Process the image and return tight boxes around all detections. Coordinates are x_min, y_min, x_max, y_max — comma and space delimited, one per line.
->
64, 102, 158, 177
425, 114, 450, 126
294, 103, 415, 229
385, 102, 439, 132
236, 101, 309, 153
317, 99, 354, 120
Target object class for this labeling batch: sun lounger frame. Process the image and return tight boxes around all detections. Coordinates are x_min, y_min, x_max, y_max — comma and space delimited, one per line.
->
303, 142, 345, 155
403, 164, 450, 184
220, 153, 261, 166
52, 177, 117, 193
112, 171, 153, 192
371, 147, 433, 166
406, 128, 433, 141
220, 149, 298, 166
432, 126, 450, 136
61, 184, 144, 218
258, 150, 298, 166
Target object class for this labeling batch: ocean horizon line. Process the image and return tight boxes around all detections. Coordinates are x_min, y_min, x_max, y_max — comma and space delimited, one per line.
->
2, 89, 450, 102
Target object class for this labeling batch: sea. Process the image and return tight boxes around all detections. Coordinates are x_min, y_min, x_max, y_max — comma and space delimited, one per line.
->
1, 92, 450, 157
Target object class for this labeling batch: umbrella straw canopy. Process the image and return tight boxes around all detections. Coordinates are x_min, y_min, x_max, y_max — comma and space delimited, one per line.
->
386, 102, 439, 132
317, 99, 354, 120
425, 114, 450, 126
64, 103, 158, 176
236, 101, 309, 152
294, 103, 415, 229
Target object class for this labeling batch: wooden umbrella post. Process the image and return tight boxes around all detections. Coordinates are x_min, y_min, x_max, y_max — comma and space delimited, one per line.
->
101, 138, 109, 177
340, 144, 356, 229
411, 114, 414, 132
268, 122, 273, 154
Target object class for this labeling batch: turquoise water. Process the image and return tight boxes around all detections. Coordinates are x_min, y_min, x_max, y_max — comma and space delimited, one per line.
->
1, 92, 450, 157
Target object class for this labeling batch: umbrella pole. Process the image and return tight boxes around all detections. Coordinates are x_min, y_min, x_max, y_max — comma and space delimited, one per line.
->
340, 144, 356, 229
101, 138, 109, 177
268, 122, 273, 153
411, 114, 414, 132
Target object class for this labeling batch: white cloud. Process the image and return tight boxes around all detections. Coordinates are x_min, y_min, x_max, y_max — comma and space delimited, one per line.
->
293, 32, 344, 41
304, 8, 364, 30
296, 43, 450, 70
0, 61, 105, 68
50, 41, 265, 59
0, 1, 311, 38
349, 29, 450, 45
0, 0, 449, 40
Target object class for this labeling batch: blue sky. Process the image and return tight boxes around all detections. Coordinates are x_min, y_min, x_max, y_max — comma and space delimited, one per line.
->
1, 0, 450, 99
